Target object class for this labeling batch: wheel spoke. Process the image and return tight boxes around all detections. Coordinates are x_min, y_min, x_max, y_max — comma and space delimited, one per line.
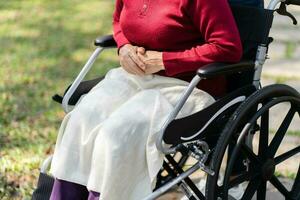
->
267, 108, 295, 158
228, 172, 251, 189
256, 110, 269, 200
178, 154, 189, 167
259, 110, 269, 159
241, 177, 261, 200
241, 143, 260, 164
274, 146, 300, 164
165, 155, 205, 199
270, 175, 292, 198
257, 181, 267, 200
290, 164, 300, 200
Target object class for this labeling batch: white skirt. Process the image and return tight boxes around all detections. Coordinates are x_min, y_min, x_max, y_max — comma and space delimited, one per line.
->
50, 67, 215, 200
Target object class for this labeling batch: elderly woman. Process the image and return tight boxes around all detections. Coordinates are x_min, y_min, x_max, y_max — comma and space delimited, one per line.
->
49, 0, 242, 199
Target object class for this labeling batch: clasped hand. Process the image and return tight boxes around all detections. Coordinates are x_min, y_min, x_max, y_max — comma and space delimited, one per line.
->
119, 44, 165, 76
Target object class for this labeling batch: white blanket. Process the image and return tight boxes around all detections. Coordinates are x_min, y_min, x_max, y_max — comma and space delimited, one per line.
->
50, 67, 215, 200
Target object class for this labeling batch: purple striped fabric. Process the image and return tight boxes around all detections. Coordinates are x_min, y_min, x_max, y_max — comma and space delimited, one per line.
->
50, 179, 100, 200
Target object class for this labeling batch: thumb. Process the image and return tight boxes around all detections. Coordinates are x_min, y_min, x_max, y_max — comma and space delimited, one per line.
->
137, 47, 146, 55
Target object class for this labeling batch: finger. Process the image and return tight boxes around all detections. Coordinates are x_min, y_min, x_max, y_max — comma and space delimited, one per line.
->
121, 58, 137, 75
121, 63, 135, 75
121, 53, 145, 76
122, 58, 140, 75
126, 58, 145, 76
144, 68, 153, 75
137, 47, 146, 55
119, 44, 132, 56
137, 53, 147, 66
144, 64, 160, 75
129, 52, 146, 70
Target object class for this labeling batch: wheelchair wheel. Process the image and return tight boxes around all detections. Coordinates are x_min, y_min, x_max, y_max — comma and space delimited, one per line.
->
206, 84, 300, 200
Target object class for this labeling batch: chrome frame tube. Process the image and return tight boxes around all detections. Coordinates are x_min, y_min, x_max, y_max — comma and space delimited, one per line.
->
42, 47, 105, 173
143, 162, 201, 200
252, 0, 285, 89
155, 75, 201, 155
62, 47, 104, 113
253, 45, 268, 89
267, 0, 285, 10
40, 155, 53, 174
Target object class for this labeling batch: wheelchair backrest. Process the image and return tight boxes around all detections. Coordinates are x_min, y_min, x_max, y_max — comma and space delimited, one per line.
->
227, 5, 274, 91
231, 5, 274, 60
229, 0, 264, 7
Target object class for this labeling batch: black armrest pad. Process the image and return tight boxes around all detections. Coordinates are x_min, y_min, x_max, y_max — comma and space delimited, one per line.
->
65, 77, 104, 105
197, 61, 255, 79
52, 77, 104, 105
94, 35, 117, 48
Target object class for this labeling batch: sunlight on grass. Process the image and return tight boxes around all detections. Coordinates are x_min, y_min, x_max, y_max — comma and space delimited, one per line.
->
0, 0, 117, 198
0, 10, 19, 22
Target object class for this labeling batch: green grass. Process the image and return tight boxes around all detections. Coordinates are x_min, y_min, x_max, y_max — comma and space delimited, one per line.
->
285, 130, 300, 137
262, 74, 300, 83
0, 1, 118, 199
270, 129, 300, 137
275, 171, 297, 179
285, 41, 297, 59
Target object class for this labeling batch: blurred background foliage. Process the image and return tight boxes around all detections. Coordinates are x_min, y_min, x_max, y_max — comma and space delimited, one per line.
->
0, 0, 118, 199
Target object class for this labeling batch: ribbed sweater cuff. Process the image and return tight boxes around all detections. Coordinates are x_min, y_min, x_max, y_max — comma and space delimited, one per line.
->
114, 35, 130, 50
162, 51, 183, 76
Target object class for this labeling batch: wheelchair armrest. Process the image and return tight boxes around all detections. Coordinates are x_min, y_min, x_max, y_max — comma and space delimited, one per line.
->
94, 35, 117, 48
197, 61, 255, 79
52, 77, 104, 106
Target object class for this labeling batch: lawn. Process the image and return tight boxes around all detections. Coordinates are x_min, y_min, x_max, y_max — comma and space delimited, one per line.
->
0, 1, 118, 199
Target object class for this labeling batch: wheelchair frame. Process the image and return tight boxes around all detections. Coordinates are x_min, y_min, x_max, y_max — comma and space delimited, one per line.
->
37, 0, 300, 199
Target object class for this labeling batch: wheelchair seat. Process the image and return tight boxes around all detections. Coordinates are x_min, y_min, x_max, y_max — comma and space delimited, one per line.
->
163, 84, 256, 145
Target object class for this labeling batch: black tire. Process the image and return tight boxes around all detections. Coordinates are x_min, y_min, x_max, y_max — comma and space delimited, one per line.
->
206, 84, 300, 200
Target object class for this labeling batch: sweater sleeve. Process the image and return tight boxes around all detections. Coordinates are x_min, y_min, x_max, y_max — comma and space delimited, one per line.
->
162, 0, 243, 76
113, 0, 130, 49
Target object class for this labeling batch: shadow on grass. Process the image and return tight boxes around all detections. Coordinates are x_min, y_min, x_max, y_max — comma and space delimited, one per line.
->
0, 1, 118, 132
0, 1, 118, 198
0, 175, 19, 199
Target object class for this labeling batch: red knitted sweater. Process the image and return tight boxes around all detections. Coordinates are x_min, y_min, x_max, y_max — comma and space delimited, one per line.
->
113, 0, 242, 96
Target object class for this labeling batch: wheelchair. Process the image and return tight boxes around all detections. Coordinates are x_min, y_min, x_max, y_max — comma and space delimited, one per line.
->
32, 0, 300, 199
